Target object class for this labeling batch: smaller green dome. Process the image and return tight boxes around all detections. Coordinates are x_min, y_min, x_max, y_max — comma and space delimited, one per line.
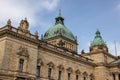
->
91, 30, 106, 46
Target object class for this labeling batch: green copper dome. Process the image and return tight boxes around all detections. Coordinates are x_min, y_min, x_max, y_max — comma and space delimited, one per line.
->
44, 11, 76, 42
91, 30, 106, 46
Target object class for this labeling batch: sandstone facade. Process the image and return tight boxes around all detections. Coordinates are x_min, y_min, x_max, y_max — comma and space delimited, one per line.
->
0, 16, 119, 80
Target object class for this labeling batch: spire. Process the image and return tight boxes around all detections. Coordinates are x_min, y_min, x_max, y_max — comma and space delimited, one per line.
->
59, 9, 61, 17
55, 9, 64, 25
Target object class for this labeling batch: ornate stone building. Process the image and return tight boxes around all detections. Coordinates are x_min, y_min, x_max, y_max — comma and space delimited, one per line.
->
0, 12, 120, 80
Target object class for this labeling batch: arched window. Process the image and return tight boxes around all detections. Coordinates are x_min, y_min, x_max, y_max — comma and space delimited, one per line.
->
82, 72, 88, 80
76, 75, 78, 80
58, 71, 62, 80
75, 69, 81, 80
18, 59, 24, 72
17, 46, 29, 72
47, 62, 55, 80
36, 58, 43, 77
57, 65, 64, 80
68, 73, 71, 80
67, 67, 73, 80
112, 73, 115, 80
83, 77, 86, 80
36, 66, 41, 77
48, 68, 52, 80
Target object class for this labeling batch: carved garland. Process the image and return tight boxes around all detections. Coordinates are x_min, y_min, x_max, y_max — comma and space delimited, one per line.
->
17, 46, 29, 57
82, 71, 88, 77
37, 58, 43, 66
89, 73, 94, 79
75, 69, 81, 75
67, 67, 73, 73
57, 64, 64, 71
47, 61, 55, 69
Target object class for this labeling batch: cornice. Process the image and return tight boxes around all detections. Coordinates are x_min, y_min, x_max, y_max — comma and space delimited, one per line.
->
39, 42, 96, 67
83, 50, 117, 59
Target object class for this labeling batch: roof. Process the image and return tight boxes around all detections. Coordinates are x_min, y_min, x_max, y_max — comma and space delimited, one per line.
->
43, 11, 76, 42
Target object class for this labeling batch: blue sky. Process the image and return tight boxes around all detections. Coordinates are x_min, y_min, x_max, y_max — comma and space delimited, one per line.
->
0, 0, 120, 55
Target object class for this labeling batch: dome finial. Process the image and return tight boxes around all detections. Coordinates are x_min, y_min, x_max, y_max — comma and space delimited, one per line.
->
59, 9, 61, 17
95, 29, 101, 38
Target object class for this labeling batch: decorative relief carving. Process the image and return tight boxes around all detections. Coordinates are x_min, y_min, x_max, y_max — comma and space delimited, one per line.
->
37, 58, 43, 66
57, 64, 64, 71
34, 31, 39, 39
67, 67, 73, 73
89, 73, 94, 79
47, 61, 55, 68
5, 19, 12, 30
75, 69, 81, 75
82, 71, 88, 77
17, 46, 29, 57
7, 19, 11, 26
18, 18, 29, 33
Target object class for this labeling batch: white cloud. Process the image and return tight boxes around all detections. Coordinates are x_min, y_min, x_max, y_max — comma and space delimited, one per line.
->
0, 0, 60, 27
107, 41, 120, 56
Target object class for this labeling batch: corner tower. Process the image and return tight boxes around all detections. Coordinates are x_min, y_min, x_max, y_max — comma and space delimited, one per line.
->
43, 10, 77, 52
90, 29, 108, 52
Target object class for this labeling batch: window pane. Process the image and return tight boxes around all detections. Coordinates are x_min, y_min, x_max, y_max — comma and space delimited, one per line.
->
48, 68, 52, 80
68, 73, 70, 80
112, 74, 115, 80
76, 75, 78, 80
58, 71, 61, 80
84, 77, 86, 80
36, 66, 41, 77
18, 59, 24, 71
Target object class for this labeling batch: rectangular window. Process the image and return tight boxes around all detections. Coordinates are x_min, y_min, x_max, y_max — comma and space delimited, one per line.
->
76, 75, 78, 80
36, 66, 41, 77
58, 71, 62, 80
68, 73, 70, 80
113, 74, 115, 80
18, 59, 24, 72
84, 77, 86, 80
48, 68, 52, 80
